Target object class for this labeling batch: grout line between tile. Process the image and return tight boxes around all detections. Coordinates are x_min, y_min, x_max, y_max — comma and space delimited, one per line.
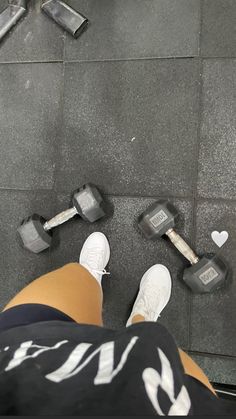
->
1, 188, 236, 205
199, 0, 204, 57
185, 196, 195, 350
197, 0, 201, 56
47, 53, 66, 266
201, 56, 236, 60
1, 57, 236, 67
184, 349, 236, 361
188, 60, 203, 350
188, 0, 204, 350
0, 60, 63, 65
50, 62, 66, 204
64, 55, 198, 64
0, 187, 54, 193
103, 194, 236, 204
103, 193, 193, 200
196, 196, 236, 203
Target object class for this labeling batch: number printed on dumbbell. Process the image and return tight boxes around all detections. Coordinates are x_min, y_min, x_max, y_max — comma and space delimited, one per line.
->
149, 210, 168, 228
199, 267, 219, 286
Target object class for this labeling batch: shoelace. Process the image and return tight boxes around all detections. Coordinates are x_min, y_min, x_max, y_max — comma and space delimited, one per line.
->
83, 248, 110, 276
90, 268, 110, 276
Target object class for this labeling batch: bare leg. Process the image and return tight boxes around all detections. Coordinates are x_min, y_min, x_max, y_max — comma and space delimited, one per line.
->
3, 263, 103, 326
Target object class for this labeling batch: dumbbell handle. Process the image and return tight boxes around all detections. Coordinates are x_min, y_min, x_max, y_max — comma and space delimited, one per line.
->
44, 207, 78, 231
166, 228, 199, 265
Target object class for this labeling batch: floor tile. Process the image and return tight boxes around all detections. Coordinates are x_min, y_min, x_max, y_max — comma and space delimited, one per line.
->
57, 60, 199, 196
0, 0, 64, 62
190, 353, 236, 385
51, 195, 193, 348
197, 59, 236, 199
0, 190, 54, 309
190, 200, 236, 356
65, 0, 200, 61
201, 0, 236, 57
0, 1, 8, 12
0, 63, 63, 189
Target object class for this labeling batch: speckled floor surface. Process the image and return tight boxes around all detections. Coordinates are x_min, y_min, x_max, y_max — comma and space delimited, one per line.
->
0, 0, 236, 384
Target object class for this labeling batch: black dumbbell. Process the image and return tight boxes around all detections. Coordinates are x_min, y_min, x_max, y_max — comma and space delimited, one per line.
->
138, 200, 228, 294
18, 183, 106, 254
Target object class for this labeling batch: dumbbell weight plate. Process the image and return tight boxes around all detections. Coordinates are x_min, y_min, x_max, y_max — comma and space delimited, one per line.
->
138, 200, 179, 239
183, 254, 228, 294
72, 183, 105, 223
18, 214, 52, 254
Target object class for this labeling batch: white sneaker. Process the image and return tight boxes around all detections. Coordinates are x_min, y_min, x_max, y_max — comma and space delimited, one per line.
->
79, 232, 110, 284
126, 264, 172, 326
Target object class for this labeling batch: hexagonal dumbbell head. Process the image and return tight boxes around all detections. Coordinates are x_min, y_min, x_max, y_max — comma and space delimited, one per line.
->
183, 255, 228, 293
72, 183, 106, 223
18, 214, 52, 254
138, 200, 179, 239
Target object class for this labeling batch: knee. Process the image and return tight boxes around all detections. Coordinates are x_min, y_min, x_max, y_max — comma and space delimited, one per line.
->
61, 262, 91, 277
62, 262, 80, 271
57, 262, 95, 283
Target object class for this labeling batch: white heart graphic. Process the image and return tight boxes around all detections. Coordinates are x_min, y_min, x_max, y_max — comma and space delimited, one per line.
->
211, 231, 229, 248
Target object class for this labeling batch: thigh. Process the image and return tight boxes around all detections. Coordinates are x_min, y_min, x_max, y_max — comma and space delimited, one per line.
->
3, 263, 103, 326
179, 349, 216, 395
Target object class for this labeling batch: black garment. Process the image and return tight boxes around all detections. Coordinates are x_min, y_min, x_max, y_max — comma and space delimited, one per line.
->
0, 319, 235, 415
0, 304, 75, 332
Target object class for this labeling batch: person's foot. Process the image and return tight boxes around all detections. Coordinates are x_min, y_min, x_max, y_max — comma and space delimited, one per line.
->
79, 232, 110, 284
126, 264, 172, 326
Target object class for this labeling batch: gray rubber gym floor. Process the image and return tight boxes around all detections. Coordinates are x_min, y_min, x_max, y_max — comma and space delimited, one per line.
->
0, 0, 236, 384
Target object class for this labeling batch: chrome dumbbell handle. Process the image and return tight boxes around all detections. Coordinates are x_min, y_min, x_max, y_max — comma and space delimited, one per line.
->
44, 207, 78, 231
41, 0, 88, 38
0, 1, 27, 41
166, 228, 199, 265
